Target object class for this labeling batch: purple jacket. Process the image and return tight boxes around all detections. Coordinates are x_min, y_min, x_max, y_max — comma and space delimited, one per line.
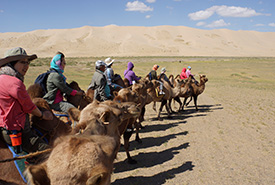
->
124, 62, 141, 85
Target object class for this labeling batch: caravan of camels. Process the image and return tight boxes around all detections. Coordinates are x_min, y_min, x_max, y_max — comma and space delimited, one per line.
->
0, 64, 208, 185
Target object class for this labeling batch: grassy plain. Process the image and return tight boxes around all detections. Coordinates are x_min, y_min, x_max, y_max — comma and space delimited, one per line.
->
25, 57, 275, 184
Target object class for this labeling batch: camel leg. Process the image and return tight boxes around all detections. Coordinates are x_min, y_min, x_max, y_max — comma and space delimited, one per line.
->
173, 96, 182, 111
185, 97, 192, 106
193, 95, 198, 111
165, 101, 172, 119
168, 99, 176, 114
152, 101, 156, 112
134, 121, 142, 143
138, 106, 145, 127
157, 100, 166, 121
123, 130, 137, 164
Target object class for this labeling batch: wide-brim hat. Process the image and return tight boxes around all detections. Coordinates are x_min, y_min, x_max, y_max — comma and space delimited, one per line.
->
0, 47, 37, 67
105, 57, 115, 67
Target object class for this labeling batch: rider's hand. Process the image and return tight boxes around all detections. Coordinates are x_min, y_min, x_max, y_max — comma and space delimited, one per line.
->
42, 111, 53, 120
76, 90, 85, 96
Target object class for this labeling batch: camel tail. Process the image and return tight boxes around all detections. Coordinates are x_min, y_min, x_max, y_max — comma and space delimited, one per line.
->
0, 148, 52, 163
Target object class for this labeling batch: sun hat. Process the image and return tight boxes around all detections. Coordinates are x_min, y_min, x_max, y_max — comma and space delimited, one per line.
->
152, 64, 159, 70
161, 67, 166, 73
95, 60, 106, 67
187, 66, 191, 69
0, 47, 37, 67
105, 57, 115, 67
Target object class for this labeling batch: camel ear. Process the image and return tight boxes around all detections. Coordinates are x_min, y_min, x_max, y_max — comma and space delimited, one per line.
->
113, 91, 118, 97
68, 108, 80, 122
24, 164, 50, 185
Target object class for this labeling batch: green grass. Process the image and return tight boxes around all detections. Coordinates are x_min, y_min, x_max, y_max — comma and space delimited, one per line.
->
25, 56, 275, 91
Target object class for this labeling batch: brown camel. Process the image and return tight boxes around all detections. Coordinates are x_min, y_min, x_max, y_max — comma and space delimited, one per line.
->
146, 77, 185, 120
174, 75, 208, 111
69, 99, 142, 164
27, 81, 91, 110
170, 75, 193, 112
24, 133, 117, 185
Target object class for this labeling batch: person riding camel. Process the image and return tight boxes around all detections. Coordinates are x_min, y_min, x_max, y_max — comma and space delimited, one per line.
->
148, 64, 165, 95
88, 60, 112, 101
160, 67, 173, 87
104, 57, 123, 90
180, 67, 187, 79
43, 52, 84, 114
124, 61, 141, 85
0, 47, 53, 155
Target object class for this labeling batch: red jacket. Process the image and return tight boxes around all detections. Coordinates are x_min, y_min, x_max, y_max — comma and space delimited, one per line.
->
180, 68, 187, 79
0, 75, 36, 130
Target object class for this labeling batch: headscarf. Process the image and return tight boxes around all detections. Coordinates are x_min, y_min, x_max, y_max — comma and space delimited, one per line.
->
50, 54, 66, 81
124, 62, 134, 76
152, 64, 159, 71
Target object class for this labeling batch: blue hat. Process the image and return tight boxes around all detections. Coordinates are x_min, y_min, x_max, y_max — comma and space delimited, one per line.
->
187, 66, 191, 69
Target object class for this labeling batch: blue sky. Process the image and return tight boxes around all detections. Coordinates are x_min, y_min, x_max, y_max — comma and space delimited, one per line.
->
0, 0, 274, 33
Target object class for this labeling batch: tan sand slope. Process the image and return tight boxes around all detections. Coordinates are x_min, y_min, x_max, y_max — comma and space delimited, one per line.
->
0, 25, 275, 57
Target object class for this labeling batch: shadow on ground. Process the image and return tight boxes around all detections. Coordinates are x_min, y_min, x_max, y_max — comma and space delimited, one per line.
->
113, 161, 195, 185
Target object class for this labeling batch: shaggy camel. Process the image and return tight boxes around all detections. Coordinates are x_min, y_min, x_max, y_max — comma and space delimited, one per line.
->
27, 81, 91, 110
145, 77, 186, 120
69, 99, 142, 164
174, 75, 208, 111
170, 75, 193, 112
24, 133, 117, 185
24, 98, 138, 185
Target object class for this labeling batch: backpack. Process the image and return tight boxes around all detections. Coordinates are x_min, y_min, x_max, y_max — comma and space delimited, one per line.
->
148, 72, 152, 80
34, 70, 55, 96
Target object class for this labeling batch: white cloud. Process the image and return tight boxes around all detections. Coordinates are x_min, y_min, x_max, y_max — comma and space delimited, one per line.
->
255, 24, 264, 27
188, 9, 214, 20
146, 0, 156, 3
196, 22, 206, 26
146, 15, 151, 19
189, 5, 263, 21
269, 23, 275, 27
205, 19, 231, 28
214, 5, 262, 17
126, 1, 153, 12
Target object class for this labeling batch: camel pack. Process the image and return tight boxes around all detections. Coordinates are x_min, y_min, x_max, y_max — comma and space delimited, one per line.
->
34, 70, 55, 96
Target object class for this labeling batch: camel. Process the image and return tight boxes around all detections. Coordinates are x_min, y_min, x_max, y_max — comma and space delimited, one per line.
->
24, 133, 117, 185
24, 100, 134, 185
69, 99, 142, 164
170, 75, 193, 112
145, 76, 186, 120
174, 75, 208, 111
27, 81, 91, 111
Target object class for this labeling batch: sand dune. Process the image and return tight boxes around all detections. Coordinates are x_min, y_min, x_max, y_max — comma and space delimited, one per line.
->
1, 25, 275, 57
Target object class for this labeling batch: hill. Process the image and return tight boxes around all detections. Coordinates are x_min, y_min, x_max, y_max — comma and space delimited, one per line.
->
0, 25, 275, 57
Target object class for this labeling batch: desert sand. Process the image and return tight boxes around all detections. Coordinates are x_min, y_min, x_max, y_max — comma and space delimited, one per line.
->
1, 25, 275, 57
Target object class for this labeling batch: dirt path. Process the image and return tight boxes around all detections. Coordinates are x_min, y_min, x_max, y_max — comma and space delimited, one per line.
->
111, 89, 275, 185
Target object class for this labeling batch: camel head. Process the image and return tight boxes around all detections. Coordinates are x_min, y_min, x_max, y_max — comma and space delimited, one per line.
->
199, 75, 208, 83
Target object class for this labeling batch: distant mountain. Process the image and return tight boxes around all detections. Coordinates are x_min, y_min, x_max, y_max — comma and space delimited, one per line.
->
1, 25, 275, 57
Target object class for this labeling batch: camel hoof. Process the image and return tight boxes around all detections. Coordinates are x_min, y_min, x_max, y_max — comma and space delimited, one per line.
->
135, 138, 142, 143
128, 158, 137, 164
